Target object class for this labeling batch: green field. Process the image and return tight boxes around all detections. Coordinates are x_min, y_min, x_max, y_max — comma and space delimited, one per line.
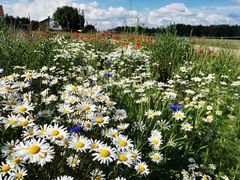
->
0, 28, 240, 179
192, 37, 240, 50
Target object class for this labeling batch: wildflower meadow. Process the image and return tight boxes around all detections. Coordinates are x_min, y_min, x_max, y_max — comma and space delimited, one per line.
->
0, 25, 240, 180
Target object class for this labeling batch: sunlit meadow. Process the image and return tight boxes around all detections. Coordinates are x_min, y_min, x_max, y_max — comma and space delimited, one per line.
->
0, 23, 240, 179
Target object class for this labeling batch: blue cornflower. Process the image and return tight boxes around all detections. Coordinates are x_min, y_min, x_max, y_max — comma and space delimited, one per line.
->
169, 104, 183, 111
69, 125, 83, 134
104, 73, 113, 77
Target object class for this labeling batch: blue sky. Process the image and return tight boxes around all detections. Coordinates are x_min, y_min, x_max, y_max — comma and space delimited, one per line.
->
1, 0, 240, 29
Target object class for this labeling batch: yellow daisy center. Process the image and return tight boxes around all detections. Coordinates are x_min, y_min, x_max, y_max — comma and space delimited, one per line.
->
132, 153, 137, 159
84, 123, 91, 128
63, 109, 71, 114
138, 165, 145, 172
18, 106, 27, 113
71, 159, 78, 165
51, 130, 59, 136
99, 149, 110, 157
26, 73, 33, 78
1, 165, 10, 172
112, 132, 119, 138
152, 139, 159, 145
28, 131, 34, 136
71, 86, 78, 91
9, 119, 17, 125
83, 105, 90, 111
75, 141, 85, 148
95, 117, 104, 123
20, 121, 28, 127
8, 101, 16, 106
119, 140, 127, 147
29, 145, 41, 154
12, 157, 20, 164
91, 143, 99, 149
153, 154, 160, 160
118, 154, 127, 161
16, 173, 23, 180
9, 145, 15, 150
56, 135, 64, 141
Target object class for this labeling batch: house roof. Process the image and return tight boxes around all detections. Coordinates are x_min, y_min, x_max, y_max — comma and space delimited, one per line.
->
0, 5, 4, 17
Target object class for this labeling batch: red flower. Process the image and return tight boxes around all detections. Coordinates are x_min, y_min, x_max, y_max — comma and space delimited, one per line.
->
135, 41, 141, 49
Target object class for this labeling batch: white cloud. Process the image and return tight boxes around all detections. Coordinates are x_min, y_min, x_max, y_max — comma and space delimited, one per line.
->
147, 3, 240, 26
1, 1, 240, 30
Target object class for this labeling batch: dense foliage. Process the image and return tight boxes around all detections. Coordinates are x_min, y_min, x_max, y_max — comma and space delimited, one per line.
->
53, 6, 85, 31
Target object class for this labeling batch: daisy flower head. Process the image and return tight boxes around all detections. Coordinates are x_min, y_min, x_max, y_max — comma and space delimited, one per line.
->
37, 110, 53, 118
89, 139, 103, 152
1, 114, 19, 129
79, 101, 96, 112
108, 128, 121, 139
115, 177, 126, 180
150, 151, 163, 164
148, 134, 163, 150
21, 71, 36, 81
21, 125, 39, 140
203, 115, 213, 123
6, 156, 22, 167
181, 122, 193, 132
114, 136, 133, 150
65, 84, 79, 93
0, 162, 13, 176
135, 162, 150, 176
93, 114, 110, 127
129, 148, 141, 163
173, 111, 186, 121
58, 104, 74, 115
113, 109, 127, 121
13, 102, 34, 115
144, 110, 155, 119
17, 116, 35, 128
56, 175, 74, 180
117, 123, 130, 131
116, 151, 133, 167
82, 121, 93, 131
1, 140, 19, 158
67, 155, 80, 168
69, 135, 90, 153
9, 166, 27, 180
90, 169, 106, 180
92, 145, 117, 165
46, 124, 68, 142
13, 138, 54, 166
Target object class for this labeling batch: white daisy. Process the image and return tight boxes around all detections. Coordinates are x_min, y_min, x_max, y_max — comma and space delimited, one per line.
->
150, 152, 163, 164
173, 111, 186, 121
92, 145, 117, 165
134, 162, 150, 176
13, 138, 54, 166
66, 155, 80, 168
114, 136, 133, 150
69, 136, 90, 153
9, 166, 27, 180
13, 102, 34, 115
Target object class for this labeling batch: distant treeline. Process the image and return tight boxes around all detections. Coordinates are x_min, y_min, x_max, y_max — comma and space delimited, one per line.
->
3, 14, 39, 31
111, 24, 240, 38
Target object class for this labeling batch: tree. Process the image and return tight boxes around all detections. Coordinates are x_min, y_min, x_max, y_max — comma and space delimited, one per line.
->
82, 24, 97, 33
53, 6, 84, 31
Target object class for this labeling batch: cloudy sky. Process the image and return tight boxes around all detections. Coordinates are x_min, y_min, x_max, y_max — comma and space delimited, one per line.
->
1, 0, 240, 30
